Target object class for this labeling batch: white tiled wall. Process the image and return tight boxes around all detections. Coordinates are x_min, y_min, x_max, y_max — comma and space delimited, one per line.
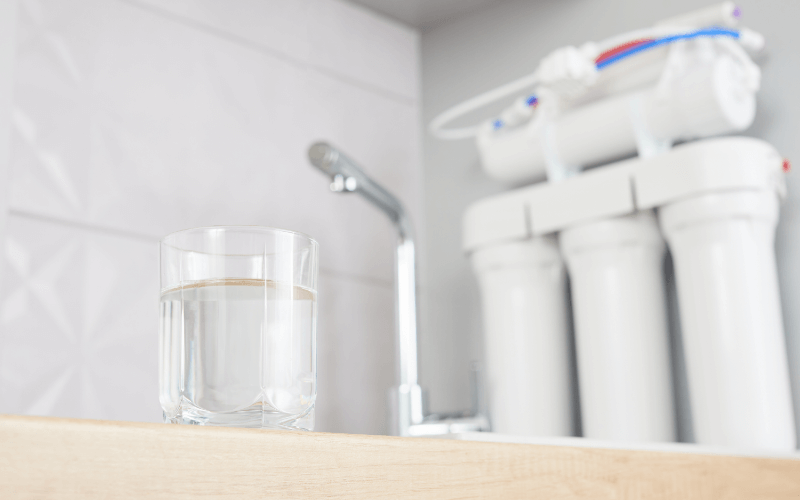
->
0, 0, 421, 435
0, 215, 159, 422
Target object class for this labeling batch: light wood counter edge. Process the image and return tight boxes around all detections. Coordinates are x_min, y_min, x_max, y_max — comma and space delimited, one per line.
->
0, 414, 798, 499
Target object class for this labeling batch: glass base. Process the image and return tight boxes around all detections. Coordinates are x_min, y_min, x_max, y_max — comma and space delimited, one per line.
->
164, 399, 314, 431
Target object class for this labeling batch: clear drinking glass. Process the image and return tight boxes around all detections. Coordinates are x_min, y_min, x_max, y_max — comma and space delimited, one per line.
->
159, 226, 318, 430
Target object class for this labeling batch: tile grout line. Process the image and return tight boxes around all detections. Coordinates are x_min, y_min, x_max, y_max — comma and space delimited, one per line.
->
8, 209, 396, 289
8, 209, 159, 243
116, 0, 418, 108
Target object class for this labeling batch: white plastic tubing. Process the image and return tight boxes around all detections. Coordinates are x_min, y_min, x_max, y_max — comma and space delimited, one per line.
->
561, 211, 676, 442
429, 2, 745, 144
660, 190, 797, 451
471, 237, 575, 437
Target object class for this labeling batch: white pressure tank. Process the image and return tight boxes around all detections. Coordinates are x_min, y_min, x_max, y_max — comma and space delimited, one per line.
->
470, 237, 575, 436
659, 189, 797, 451
560, 211, 676, 442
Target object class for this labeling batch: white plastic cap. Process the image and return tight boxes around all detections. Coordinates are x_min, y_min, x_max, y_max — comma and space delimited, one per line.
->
464, 137, 785, 253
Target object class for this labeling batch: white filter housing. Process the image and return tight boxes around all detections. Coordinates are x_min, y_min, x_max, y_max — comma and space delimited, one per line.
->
471, 237, 574, 436
560, 211, 676, 442
465, 137, 792, 448
660, 190, 796, 451
477, 48, 758, 183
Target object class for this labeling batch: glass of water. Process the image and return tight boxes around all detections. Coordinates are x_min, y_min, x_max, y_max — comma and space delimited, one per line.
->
159, 226, 318, 430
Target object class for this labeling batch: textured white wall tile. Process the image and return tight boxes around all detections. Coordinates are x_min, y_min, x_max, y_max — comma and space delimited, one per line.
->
0, 214, 161, 423
315, 273, 394, 434
128, 0, 420, 101
307, 0, 419, 101
130, 0, 313, 62
10, 0, 422, 283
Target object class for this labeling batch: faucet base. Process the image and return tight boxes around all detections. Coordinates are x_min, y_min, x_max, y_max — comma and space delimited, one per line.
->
388, 384, 426, 436
408, 415, 490, 437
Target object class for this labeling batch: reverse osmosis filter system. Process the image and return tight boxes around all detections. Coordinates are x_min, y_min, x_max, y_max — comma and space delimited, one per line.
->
431, 2, 797, 450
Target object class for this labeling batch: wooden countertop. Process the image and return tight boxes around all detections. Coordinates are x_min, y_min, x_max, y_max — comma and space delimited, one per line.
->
1, 414, 799, 499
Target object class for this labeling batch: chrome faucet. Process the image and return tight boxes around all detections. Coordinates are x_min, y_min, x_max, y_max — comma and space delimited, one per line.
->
308, 142, 488, 437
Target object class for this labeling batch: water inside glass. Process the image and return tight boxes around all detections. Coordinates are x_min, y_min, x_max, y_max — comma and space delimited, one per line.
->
160, 278, 316, 429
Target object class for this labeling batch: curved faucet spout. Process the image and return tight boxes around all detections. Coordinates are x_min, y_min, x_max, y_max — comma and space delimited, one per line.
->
308, 142, 413, 239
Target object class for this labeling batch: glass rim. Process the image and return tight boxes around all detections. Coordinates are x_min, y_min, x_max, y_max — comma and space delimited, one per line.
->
160, 225, 318, 247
